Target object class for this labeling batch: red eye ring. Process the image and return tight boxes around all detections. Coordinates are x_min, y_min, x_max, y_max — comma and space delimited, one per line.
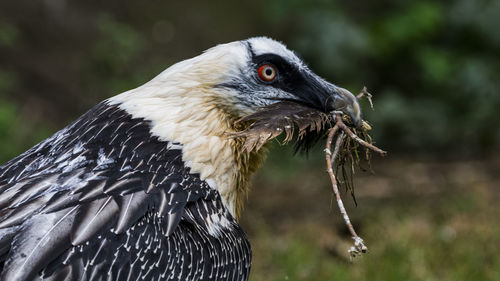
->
257, 64, 277, 82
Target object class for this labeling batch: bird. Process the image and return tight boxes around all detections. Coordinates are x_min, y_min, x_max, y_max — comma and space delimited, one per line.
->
0, 37, 361, 281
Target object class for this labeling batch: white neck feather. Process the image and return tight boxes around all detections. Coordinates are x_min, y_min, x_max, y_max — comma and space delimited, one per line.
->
108, 43, 262, 217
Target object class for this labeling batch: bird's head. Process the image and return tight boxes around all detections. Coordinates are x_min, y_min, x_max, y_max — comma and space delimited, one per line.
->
192, 37, 362, 151
113, 37, 361, 135
197, 37, 362, 127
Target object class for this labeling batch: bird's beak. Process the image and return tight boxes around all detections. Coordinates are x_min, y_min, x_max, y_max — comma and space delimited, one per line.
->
289, 73, 362, 127
330, 86, 362, 127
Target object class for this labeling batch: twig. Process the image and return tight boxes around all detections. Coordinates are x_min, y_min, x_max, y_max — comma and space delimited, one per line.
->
356, 86, 374, 110
335, 115, 387, 156
330, 131, 345, 167
325, 87, 386, 259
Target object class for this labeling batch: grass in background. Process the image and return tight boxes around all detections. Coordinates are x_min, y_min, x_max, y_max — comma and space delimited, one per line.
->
243, 147, 500, 281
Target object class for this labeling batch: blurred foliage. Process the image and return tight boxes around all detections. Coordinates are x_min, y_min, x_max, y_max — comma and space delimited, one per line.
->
0, 69, 50, 163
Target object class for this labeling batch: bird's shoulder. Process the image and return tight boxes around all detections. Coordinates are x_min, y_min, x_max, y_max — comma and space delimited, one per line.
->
0, 102, 242, 281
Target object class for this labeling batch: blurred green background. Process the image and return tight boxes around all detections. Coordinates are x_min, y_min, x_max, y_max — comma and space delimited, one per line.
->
0, 0, 499, 280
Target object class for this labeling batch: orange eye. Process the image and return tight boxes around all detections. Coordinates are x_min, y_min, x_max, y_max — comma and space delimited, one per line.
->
257, 64, 277, 82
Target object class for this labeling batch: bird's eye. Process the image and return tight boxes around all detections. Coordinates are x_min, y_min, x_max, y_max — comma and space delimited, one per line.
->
257, 64, 277, 82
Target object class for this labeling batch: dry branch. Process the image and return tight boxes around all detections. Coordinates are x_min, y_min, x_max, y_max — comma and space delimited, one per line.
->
325, 88, 386, 259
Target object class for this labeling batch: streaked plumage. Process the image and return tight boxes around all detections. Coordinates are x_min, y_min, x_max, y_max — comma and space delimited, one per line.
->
0, 37, 361, 281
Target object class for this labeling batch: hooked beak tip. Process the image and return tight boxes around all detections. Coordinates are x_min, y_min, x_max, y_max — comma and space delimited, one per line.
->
333, 87, 362, 128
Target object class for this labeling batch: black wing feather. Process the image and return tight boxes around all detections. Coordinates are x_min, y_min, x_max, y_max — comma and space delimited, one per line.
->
0, 102, 251, 281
